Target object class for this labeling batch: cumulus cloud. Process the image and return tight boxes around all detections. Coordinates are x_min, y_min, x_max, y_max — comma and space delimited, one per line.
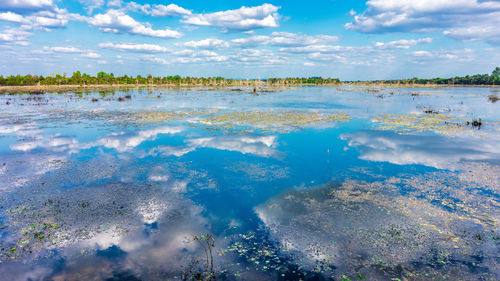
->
231, 48, 287, 65
0, 28, 32, 45
443, 23, 500, 45
141, 54, 170, 65
0, 8, 84, 33
231, 32, 339, 47
88, 9, 182, 38
182, 4, 280, 32
38, 46, 102, 58
167, 46, 228, 63
99, 42, 170, 53
124, 2, 192, 17
182, 38, 230, 49
0, 0, 54, 13
374, 38, 432, 49
345, 0, 500, 44
187, 135, 277, 157
0, 11, 27, 23
341, 130, 500, 170
279, 45, 361, 54
90, 127, 183, 152
80, 52, 101, 58
410, 48, 475, 63
230, 35, 269, 47
78, 0, 105, 14
43, 46, 86, 53
149, 4, 192, 17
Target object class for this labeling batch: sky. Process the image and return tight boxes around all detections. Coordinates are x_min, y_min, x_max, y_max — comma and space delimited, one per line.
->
0, 0, 499, 80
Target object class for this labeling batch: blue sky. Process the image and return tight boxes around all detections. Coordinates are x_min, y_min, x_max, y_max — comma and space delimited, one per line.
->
0, 0, 499, 80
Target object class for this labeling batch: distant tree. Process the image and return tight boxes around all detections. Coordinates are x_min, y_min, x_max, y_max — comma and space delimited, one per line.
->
493, 67, 500, 78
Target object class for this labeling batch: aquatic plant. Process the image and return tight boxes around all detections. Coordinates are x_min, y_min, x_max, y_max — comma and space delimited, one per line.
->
200, 111, 351, 133
182, 234, 216, 281
372, 113, 484, 136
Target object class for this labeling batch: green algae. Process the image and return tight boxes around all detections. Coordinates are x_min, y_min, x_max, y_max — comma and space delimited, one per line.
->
200, 111, 351, 133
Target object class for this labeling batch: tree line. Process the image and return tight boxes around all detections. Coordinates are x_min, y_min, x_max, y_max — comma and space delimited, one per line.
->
0, 71, 340, 86
0, 68, 498, 86
359, 67, 500, 85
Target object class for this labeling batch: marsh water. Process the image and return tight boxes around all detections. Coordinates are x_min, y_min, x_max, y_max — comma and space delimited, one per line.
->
0, 87, 498, 281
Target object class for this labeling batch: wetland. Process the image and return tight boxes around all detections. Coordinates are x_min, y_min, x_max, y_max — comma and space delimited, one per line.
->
0, 86, 498, 281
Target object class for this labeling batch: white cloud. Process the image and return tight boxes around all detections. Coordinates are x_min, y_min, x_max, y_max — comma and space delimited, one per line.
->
124, 2, 191, 17
141, 55, 170, 65
90, 127, 182, 152
78, 0, 105, 14
182, 38, 230, 49
341, 130, 500, 170
345, 0, 500, 45
32, 15, 67, 27
443, 22, 500, 45
149, 4, 191, 17
171, 57, 201, 64
0, 12, 27, 23
280, 45, 359, 54
0, 0, 54, 13
187, 135, 277, 157
0, 28, 32, 45
88, 9, 182, 38
170, 49, 228, 64
182, 4, 280, 32
1, 8, 84, 33
270, 32, 339, 47
107, 0, 122, 8
374, 38, 432, 49
173, 49, 194, 56
81, 52, 101, 58
231, 32, 339, 47
43, 46, 85, 53
99, 42, 170, 53
33, 45, 101, 59
231, 35, 270, 47
410, 48, 475, 63
231, 48, 287, 64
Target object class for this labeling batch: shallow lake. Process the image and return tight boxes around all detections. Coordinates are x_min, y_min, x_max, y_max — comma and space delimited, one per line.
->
0, 86, 498, 280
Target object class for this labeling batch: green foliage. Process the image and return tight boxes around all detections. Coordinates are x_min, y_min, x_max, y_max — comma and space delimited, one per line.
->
0, 73, 341, 86
371, 67, 500, 85
493, 67, 500, 79
267, 77, 340, 85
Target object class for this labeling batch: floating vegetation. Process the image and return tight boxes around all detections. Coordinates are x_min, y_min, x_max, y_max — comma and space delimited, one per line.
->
130, 110, 218, 124
226, 162, 289, 182
372, 113, 483, 136
0, 179, 195, 262
200, 111, 351, 133
410, 91, 443, 96
254, 173, 499, 280
487, 94, 499, 103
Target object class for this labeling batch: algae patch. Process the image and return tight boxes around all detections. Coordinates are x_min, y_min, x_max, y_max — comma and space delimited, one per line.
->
200, 111, 351, 133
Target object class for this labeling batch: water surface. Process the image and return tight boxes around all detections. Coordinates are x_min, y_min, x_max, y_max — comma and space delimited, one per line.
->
0, 87, 498, 280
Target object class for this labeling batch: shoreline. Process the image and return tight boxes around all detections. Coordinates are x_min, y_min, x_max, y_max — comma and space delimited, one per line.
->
0, 83, 498, 94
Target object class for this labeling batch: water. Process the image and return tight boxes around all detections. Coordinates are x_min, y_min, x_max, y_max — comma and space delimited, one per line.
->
0, 87, 498, 280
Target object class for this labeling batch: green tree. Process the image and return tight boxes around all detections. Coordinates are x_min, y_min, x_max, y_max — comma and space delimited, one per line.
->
493, 67, 500, 78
